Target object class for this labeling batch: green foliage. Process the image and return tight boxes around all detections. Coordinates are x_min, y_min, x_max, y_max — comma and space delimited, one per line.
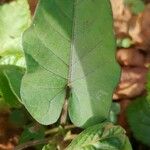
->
117, 38, 133, 48
127, 73, 150, 147
124, 0, 145, 14
66, 122, 132, 150
42, 144, 57, 150
0, 95, 9, 108
21, 0, 120, 127
0, 65, 25, 107
127, 97, 150, 147
0, 0, 31, 67
9, 109, 27, 127
0, 1, 133, 149
108, 102, 120, 124
0, 54, 26, 67
19, 125, 45, 144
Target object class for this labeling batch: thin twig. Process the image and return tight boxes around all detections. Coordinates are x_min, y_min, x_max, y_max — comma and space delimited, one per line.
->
45, 124, 75, 135
15, 131, 76, 150
64, 134, 77, 141
14, 138, 52, 150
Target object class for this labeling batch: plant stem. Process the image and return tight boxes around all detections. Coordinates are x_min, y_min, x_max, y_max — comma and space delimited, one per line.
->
15, 131, 76, 150
60, 99, 68, 126
45, 124, 75, 135
64, 134, 77, 141
14, 138, 52, 150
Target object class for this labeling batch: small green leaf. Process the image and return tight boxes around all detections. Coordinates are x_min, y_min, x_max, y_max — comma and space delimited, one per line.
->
124, 0, 145, 14
0, 65, 25, 107
42, 144, 57, 150
21, 0, 120, 127
117, 38, 133, 48
127, 97, 150, 147
66, 122, 132, 150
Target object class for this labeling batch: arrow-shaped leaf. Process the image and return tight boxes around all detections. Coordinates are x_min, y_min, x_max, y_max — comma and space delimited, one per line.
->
21, 0, 120, 127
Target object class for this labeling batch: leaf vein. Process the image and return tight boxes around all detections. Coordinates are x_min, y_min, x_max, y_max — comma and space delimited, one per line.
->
42, 8, 71, 42
35, 31, 69, 67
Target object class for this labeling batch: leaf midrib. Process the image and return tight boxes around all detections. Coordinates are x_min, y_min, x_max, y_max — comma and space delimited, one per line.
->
68, 0, 76, 87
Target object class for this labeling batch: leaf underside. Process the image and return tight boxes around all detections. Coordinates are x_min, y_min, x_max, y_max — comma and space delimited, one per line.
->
21, 0, 120, 126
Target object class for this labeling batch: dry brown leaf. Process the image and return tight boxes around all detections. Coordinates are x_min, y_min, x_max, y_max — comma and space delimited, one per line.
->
113, 67, 147, 99
129, 14, 143, 44
110, 0, 132, 34
128, 4, 150, 51
117, 48, 145, 67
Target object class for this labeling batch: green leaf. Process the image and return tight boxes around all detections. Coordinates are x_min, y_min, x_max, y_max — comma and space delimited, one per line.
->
0, 0, 31, 66
0, 65, 25, 107
127, 97, 150, 147
66, 122, 132, 150
21, 0, 120, 127
0, 53, 26, 67
19, 125, 45, 144
124, 0, 145, 14
117, 38, 133, 48
42, 144, 57, 150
